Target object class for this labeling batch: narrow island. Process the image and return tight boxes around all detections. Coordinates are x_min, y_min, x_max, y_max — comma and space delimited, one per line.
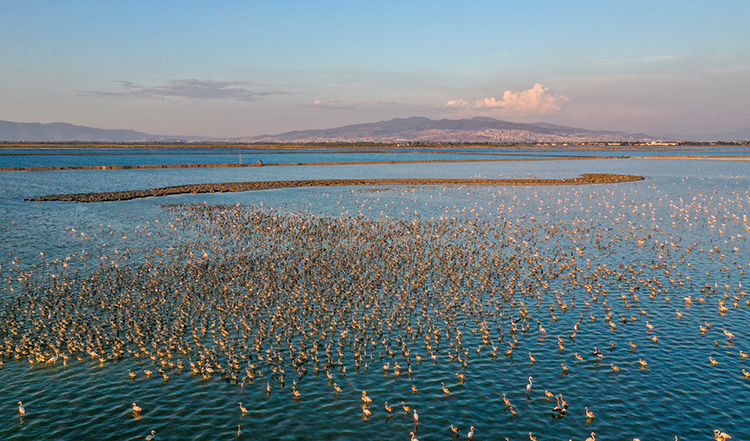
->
27, 173, 644, 203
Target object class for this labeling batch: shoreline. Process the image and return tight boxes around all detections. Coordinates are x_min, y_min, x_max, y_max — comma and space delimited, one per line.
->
27, 173, 645, 203
2, 156, 615, 172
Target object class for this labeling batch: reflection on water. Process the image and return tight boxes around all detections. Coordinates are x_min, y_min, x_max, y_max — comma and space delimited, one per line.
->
0, 153, 748, 440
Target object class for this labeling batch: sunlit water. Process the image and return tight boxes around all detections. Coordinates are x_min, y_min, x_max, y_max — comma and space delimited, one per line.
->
1, 151, 749, 441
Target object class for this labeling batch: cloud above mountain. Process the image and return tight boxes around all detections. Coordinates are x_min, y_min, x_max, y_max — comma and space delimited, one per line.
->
446, 84, 569, 115
83, 79, 286, 101
445, 99, 469, 108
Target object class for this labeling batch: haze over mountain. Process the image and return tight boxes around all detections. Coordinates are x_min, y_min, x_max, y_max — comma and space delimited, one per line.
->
1, 118, 747, 144
0, 121, 204, 143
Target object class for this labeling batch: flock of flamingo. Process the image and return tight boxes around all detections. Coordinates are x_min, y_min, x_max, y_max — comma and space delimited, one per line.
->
2, 180, 747, 440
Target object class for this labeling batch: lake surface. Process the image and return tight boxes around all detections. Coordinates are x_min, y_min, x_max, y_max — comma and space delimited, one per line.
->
1, 148, 748, 440
2, 145, 749, 168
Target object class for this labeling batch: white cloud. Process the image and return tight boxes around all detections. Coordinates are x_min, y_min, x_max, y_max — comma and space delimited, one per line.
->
445, 99, 469, 108
311, 99, 359, 109
474, 84, 568, 115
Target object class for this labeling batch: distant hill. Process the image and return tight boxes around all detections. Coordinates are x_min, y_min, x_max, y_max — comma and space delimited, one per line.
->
6, 117, 746, 144
240, 117, 654, 144
0, 121, 204, 142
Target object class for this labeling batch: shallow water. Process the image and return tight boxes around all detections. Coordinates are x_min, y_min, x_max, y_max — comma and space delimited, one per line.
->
2, 145, 748, 168
1, 151, 749, 440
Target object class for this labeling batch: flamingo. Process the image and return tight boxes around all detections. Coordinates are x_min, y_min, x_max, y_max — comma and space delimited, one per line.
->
714, 430, 732, 441
361, 391, 372, 405
526, 376, 533, 395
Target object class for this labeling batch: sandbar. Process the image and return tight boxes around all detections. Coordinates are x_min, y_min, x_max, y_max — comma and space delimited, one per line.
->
27, 173, 644, 203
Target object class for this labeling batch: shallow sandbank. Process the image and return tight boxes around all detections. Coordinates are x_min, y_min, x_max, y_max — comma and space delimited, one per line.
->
27, 173, 644, 203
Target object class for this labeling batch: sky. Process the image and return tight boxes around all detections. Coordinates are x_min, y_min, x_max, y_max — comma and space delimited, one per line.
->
2, 1, 749, 138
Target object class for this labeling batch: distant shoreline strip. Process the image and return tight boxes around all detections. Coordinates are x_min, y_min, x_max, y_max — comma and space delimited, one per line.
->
27, 174, 644, 203
2, 156, 623, 172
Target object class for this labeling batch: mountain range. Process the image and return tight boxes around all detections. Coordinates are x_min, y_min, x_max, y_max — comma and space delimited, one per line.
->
1, 118, 748, 143
241, 117, 652, 143
0, 121, 202, 143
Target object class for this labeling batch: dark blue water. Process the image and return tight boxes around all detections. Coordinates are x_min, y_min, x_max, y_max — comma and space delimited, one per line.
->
1, 151, 748, 440
2, 145, 747, 168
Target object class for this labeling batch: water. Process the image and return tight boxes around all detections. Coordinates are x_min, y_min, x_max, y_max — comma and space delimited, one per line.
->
3, 145, 749, 168
1, 149, 749, 440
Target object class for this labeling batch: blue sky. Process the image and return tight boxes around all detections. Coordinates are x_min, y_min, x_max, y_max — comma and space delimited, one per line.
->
2, 1, 749, 137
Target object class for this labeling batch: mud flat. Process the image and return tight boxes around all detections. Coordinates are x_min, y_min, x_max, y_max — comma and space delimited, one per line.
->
27, 173, 644, 203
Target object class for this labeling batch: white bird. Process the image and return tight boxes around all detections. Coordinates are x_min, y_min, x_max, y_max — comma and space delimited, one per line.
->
526, 376, 533, 395
468, 426, 475, 440
145, 430, 156, 440
18, 401, 26, 416
586, 433, 596, 441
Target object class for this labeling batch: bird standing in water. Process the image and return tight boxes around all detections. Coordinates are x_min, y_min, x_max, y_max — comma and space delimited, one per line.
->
441, 382, 450, 394
585, 407, 595, 419
526, 376, 533, 396
714, 430, 732, 441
